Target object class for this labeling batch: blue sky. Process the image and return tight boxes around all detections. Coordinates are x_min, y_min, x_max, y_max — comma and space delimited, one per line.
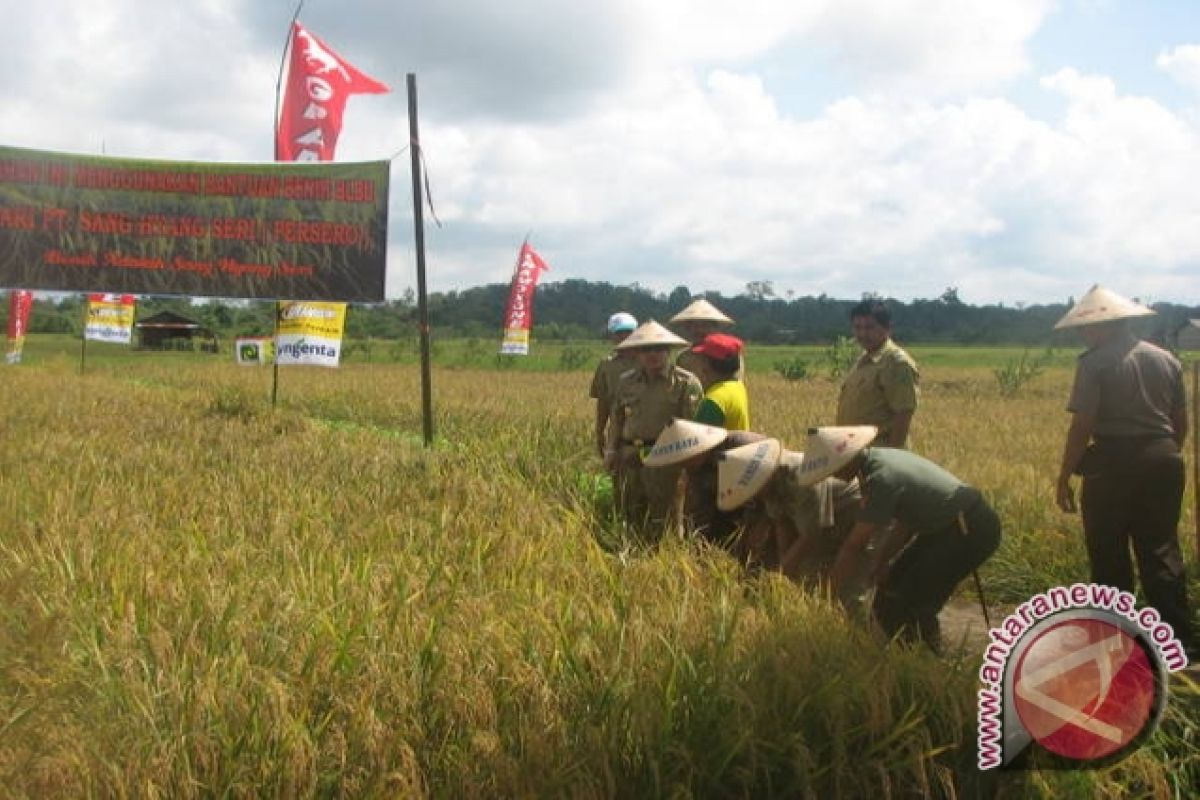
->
1, 0, 1198, 305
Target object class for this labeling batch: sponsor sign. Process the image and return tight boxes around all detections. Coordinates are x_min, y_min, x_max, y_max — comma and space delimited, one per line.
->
235, 336, 273, 365
275, 301, 346, 367
0, 145, 388, 302
499, 242, 549, 355
84, 293, 136, 344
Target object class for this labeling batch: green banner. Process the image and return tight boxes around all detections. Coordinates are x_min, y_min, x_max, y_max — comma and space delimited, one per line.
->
0, 145, 388, 302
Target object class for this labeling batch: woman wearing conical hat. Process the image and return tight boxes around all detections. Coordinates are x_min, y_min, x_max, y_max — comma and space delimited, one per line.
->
1054, 286, 1195, 660
669, 298, 744, 389
604, 321, 704, 538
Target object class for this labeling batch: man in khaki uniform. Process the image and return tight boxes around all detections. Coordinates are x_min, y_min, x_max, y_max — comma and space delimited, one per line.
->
670, 298, 744, 389
836, 299, 919, 448
605, 321, 703, 536
1054, 286, 1195, 660
589, 312, 638, 460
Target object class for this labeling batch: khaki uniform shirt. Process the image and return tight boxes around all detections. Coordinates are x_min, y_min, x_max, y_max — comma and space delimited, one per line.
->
836, 339, 919, 441
1067, 332, 1184, 438
677, 349, 745, 390
610, 365, 703, 447
589, 351, 636, 405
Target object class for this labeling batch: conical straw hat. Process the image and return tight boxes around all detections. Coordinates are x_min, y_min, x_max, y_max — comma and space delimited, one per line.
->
643, 418, 729, 467
717, 438, 782, 510
794, 426, 878, 486
1053, 285, 1155, 330
615, 320, 690, 350
669, 299, 734, 325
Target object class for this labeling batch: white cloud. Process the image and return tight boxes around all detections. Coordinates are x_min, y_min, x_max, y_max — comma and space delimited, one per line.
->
3, 1, 1199, 304
1157, 44, 1200, 93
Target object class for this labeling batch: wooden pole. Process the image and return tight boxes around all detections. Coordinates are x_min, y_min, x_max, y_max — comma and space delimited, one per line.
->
407, 73, 434, 446
271, 301, 281, 408
1192, 361, 1198, 560
79, 303, 88, 375
272, 0, 306, 161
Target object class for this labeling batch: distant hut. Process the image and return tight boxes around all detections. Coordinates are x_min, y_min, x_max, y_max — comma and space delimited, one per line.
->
135, 310, 219, 352
1176, 319, 1200, 352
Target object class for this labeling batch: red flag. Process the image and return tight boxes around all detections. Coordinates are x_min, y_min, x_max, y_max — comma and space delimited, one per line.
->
6, 290, 33, 364
499, 243, 550, 355
276, 23, 389, 162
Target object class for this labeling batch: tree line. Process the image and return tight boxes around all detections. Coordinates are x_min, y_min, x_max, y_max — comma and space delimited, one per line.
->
5, 281, 1197, 347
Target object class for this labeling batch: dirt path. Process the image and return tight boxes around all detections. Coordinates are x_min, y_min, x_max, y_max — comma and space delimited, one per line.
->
939, 598, 997, 655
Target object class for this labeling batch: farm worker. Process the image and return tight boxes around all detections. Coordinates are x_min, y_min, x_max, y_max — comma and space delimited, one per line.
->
836, 299, 919, 448
605, 321, 703, 537
589, 312, 639, 460
799, 426, 1002, 653
643, 418, 765, 545
670, 298, 744, 389
1053, 285, 1195, 658
691, 333, 750, 431
714, 437, 863, 593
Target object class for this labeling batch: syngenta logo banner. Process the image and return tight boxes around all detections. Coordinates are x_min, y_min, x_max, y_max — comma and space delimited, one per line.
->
275, 301, 346, 367
977, 584, 1188, 771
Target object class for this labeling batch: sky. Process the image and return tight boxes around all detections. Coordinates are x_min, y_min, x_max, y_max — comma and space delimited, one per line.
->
2, 0, 1199, 306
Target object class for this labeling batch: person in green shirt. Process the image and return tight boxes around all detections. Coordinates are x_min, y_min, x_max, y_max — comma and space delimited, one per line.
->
794, 426, 1001, 653
691, 333, 750, 430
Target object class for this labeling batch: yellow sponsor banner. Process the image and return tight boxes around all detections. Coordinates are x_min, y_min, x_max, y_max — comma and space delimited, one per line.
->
277, 301, 346, 338
499, 327, 530, 355
85, 293, 136, 344
275, 301, 346, 367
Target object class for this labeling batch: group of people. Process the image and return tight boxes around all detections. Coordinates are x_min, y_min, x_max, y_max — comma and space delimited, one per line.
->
588, 287, 1196, 659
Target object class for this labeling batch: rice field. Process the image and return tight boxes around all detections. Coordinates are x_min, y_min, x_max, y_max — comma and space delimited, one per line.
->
1, 341, 1197, 797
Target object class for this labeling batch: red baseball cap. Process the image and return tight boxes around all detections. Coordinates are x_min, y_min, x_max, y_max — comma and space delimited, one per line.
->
692, 333, 744, 360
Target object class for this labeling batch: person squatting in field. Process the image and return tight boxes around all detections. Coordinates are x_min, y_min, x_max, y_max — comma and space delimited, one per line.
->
837, 299, 920, 449
691, 333, 751, 431
643, 419, 767, 549
670, 298, 744, 390
589, 312, 638, 461
644, 420, 865, 599
1054, 285, 1197, 659
604, 322, 703, 538
798, 426, 1002, 654
715, 436, 867, 599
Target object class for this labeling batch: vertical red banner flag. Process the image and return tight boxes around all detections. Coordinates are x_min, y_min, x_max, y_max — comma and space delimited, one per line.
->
5, 290, 33, 364
499, 242, 550, 355
276, 23, 390, 162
